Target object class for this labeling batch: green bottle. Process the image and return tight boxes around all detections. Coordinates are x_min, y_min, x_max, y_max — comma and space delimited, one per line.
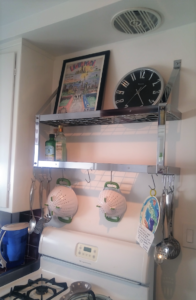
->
45, 134, 55, 161
55, 125, 66, 161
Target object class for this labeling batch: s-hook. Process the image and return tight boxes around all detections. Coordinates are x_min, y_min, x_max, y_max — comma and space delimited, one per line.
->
85, 170, 91, 183
149, 174, 157, 196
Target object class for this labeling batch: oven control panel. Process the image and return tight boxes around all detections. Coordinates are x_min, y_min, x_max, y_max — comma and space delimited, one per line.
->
76, 243, 98, 261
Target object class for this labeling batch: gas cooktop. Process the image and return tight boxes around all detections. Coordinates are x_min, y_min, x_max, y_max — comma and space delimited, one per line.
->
0, 275, 111, 300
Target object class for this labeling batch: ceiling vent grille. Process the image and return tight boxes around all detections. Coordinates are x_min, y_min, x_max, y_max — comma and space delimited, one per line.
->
112, 8, 161, 34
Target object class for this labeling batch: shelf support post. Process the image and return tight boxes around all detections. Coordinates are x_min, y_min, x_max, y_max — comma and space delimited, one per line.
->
161, 59, 181, 103
156, 103, 167, 174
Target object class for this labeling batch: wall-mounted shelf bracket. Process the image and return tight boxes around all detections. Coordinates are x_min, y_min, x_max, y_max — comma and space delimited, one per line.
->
156, 59, 181, 173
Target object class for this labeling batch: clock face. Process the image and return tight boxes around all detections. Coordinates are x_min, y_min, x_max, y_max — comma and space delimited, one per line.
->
114, 68, 164, 109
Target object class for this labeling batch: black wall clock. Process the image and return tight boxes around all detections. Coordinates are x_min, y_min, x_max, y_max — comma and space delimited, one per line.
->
114, 68, 164, 109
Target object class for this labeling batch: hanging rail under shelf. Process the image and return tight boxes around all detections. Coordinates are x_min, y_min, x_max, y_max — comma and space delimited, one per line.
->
35, 161, 180, 175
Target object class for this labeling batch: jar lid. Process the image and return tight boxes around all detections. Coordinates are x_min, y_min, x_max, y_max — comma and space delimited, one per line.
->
2, 222, 29, 231
58, 125, 63, 132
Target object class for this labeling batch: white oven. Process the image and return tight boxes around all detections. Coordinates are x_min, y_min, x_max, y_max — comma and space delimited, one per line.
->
0, 226, 154, 300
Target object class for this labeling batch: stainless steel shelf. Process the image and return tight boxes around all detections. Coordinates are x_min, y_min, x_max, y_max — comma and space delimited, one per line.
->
39, 104, 181, 127
35, 161, 180, 175
34, 60, 181, 176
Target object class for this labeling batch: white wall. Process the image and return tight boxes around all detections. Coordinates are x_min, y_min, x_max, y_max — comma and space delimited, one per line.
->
49, 23, 196, 300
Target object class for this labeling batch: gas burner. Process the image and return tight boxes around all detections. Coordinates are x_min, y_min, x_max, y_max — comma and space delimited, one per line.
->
0, 275, 68, 300
35, 286, 49, 295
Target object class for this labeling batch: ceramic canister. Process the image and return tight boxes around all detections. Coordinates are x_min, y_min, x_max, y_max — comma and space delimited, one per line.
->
0, 222, 29, 269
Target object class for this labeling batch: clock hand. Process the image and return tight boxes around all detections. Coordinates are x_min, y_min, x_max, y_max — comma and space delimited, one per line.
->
126, 86, 143, 105
135, 85, 147, 106
137, 84, 147, 94
126, 85, 147, 106
136, 89, 144, 106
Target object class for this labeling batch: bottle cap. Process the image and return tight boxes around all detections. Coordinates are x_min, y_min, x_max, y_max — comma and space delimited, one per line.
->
49, 134, 55, 138
58, 125, 63, 132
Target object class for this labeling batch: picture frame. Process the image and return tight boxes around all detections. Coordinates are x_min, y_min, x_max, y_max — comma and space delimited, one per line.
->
53, 50, 110, 114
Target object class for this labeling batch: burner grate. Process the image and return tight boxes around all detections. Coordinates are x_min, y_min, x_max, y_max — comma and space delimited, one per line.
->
0, 275, 68, 300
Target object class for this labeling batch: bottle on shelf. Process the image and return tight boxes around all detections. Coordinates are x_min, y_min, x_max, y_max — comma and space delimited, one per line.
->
55, 125, 66, 161
45, 134, 56, 161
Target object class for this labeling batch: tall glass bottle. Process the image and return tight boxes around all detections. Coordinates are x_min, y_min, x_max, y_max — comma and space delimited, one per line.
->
45, 134, 55, 161
55, 125, 66, 161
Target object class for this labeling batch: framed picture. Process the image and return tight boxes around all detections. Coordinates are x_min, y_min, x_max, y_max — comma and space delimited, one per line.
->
53, 50, 110, 114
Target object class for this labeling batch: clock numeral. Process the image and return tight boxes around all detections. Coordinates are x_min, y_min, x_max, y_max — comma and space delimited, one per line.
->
149, 99, 155, 104
140, 71, 145, 79
115, 99, 124, 103
148, 73, 154, 80
116, 90, 124, 95
130, 73, 136, 81
121, 80, 129, 88
152, 79, 160, 86
153, 90, 160, 94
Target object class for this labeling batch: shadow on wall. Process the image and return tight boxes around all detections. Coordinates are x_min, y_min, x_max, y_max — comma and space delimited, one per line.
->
156, 254, 182, 300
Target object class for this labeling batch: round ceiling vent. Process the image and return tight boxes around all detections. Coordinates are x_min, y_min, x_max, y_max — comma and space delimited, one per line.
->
111, 8, 161, 34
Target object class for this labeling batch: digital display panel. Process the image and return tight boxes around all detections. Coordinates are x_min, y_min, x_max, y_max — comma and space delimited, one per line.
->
84, 246, 91, 253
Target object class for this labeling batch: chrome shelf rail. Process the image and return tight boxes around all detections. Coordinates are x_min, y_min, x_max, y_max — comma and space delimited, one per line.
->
35, 161, 180, 175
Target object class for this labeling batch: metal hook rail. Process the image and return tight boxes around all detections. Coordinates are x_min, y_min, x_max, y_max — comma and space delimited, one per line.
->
85, 170, 91, 183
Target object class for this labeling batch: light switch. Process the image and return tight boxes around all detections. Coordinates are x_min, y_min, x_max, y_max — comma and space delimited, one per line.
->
183, 224, 196, 249
186, 229, 193, 243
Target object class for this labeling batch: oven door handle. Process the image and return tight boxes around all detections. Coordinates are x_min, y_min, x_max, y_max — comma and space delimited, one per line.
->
0, 230, 7, 268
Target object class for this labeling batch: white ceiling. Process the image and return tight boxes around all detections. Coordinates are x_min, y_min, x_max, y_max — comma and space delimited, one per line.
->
0, 0, 70, 26
0, 0, 196, 56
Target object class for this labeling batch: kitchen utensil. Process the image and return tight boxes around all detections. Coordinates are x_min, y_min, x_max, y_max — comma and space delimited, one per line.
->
140, 195, 160, 233
28, 180, 36, 234
97, 181, 127, 222
0, 223, 28, 269
43, 171, 52, 223
164, 187, 181, 259
60, 281, 96, 300
34, 179, 45, 234
154, 190, 169, 264
46, 178, 78, 223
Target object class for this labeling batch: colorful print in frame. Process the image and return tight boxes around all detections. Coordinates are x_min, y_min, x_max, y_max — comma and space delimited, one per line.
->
54, 51, 110, 114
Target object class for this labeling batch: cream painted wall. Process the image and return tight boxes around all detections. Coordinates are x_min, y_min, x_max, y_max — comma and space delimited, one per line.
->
50, 23, 196, 300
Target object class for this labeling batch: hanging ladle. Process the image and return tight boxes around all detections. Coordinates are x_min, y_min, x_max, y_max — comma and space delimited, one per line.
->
28, 179, 36, 234
44, 169, 52, 223
154, 189, 169, 264
164, 180, 181, 259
